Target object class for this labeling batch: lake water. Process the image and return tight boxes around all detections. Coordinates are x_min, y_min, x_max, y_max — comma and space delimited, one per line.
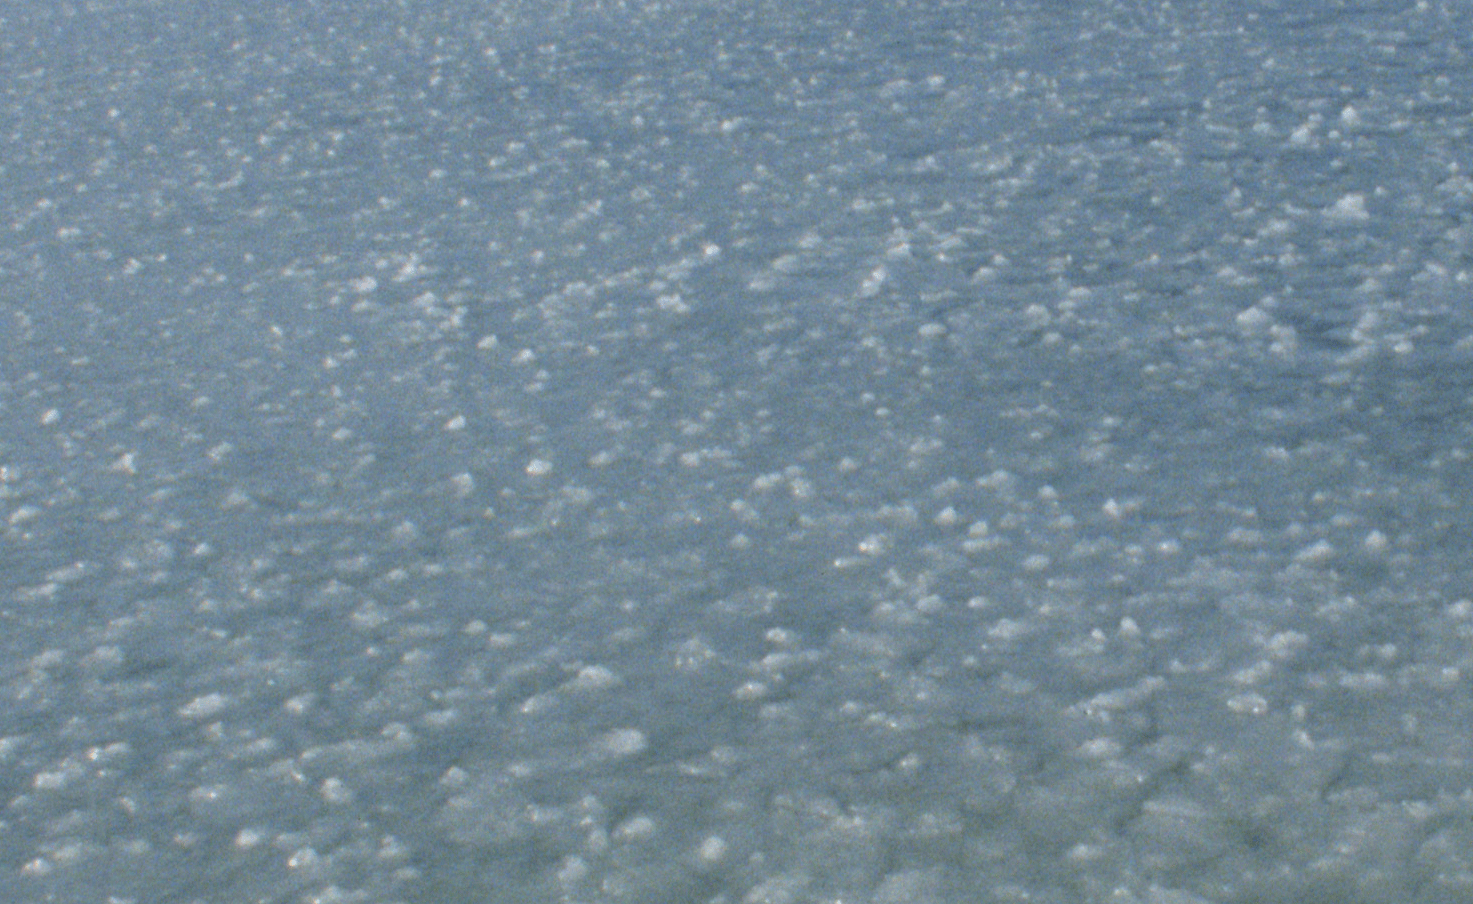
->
3, 1, 1472, 901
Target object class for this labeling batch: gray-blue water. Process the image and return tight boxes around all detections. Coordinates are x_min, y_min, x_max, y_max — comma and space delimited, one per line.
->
3, 1, 1473, 901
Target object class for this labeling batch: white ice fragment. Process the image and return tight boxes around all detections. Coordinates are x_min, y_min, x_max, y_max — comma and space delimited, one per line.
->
696, 834, 728, 866
394, 255, 426, 281
765, 627, 798, 647
381, 722, 416, 749
875, 869, 943, 904
234, 828, 265, 849
33, 769, 72, 791
1235, 306, 1272, 333
568, 664, 621, 691
1231, 660, 1272, 685
445, 414, 466, 431
788, 476, 815, 499
597, 728, 647, 758
525, 458, 553, 477
733, 681, 769, 700
1339, 671, 1389, 691
283, 694, 315, 716
1226, 693, 1268, 715
1268, 323, 1298, 356
1023, 304, 1052, 328
1224, 526, 1263, 546
179, 692, 229, 719
29, 650, 63, 672
1075, 737, 1122, 759
987, 618, 1030, 640
1363, 529, 1389, 552
743, 872, 811, 904
423, 709, 458, 729
612, 814, 656, 842
1078, 677, 1165, 715
202, 442, 234, 465
377, 835, 409, 863
321, 777, 355, 805
674, 636, 716, 671
1265, 630, 1308, 658
286, 846, 321, 870
1350, 308, 1381, 343
80, 645, 124, 673
1144, 882, 1216, 903
1021, 553, 1051, 572
556, 855, 589, 886
450, 472, 475, 498
189, 783, 242, 814
306, 886, 372, 904
1293, 539, 1336, 564
880, 77, 913, 98
1324, 193, 1370, 223
518, 692, 555, 715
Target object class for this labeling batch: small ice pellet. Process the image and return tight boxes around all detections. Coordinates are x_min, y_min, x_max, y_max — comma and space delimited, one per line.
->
600, 728, 647, 757
569, 665, 620, 691
613, 814, 656, 842
1293, 539, 1335, 564
697, 835, 728, 864
321, 777, 354, 805
179, 693, 229, 719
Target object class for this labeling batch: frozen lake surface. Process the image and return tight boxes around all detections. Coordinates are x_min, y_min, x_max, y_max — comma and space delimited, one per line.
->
3, 0, 1473, 901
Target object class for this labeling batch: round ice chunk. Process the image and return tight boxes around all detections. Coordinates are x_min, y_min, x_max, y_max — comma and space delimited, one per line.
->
597, 728, 648, 758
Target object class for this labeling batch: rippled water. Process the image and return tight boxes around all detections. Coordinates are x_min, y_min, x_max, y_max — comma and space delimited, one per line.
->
3, 1, 1472, 901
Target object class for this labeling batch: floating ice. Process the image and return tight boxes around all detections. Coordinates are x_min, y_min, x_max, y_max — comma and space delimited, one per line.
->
3, 1, 1468, 902
596, 728, 648, 758
177, 692, 230, 720
1324, 192, 1371, 223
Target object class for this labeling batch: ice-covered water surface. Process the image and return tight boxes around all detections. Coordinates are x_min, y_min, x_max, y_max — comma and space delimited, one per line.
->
3, 0, 1472, 901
